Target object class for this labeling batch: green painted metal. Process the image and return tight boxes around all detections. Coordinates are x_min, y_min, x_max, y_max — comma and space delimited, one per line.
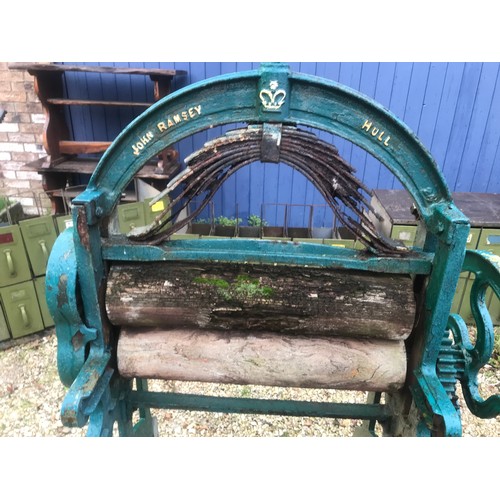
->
390, 225, 418, 246
34, 275, 54, 329
45, 228, 93, 387
46, 62, 499, 437
128, 390, 392, 422
117, 201, 147, 234
477, 229, 500, 326
448, 250, 500, 419
143, 196, 171, 227
0, 224, 32, 287
101, 238, 434, 275
55, 214, 73, 235
323, 238, 355, 249
0, 302, 10, 341
18, 215, 58, 277
0, 280, 44, 338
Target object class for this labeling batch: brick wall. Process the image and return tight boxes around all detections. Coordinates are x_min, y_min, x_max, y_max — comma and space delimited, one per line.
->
0, 63, 49, 216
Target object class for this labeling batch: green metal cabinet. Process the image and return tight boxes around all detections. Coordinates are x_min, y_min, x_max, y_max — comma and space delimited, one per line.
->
455, 228, 482, 320
19, 215, 58, 277
118, 201, 147, 234
293, 238, 323, 244
144, 196, 171, 227
34, 275, 55, 328
170, 234, 199, 240
390, 225, 418, 246
0, 280, 44, 338
0, 224, 32, 287
0, 303, 10, 341
323, 238, 355, 249
370, 190, 500, 324
477, 229, 500, 325
55, 214, 74, 234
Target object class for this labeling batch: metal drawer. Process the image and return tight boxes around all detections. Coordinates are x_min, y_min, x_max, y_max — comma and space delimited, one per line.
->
0, 281, 44, 338
118, 202, 147, 234
0, 224, 32, 287
34, 275, 55, 329
19, 215, 58, 277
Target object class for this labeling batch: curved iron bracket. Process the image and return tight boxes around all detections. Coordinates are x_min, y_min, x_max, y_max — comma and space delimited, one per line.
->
448, 250, 500, 419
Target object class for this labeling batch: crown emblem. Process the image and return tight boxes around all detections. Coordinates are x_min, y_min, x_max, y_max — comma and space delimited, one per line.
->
259, 80, 287, 111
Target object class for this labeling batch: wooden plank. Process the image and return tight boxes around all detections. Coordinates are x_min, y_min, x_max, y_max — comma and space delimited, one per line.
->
8, 62, 185, 77
106, 261, 417, 340
372, 189, 500, 228
59, 140, 111, 154
46, 98, 151, 107
19, 156, 171, 179
32, 71, 70, 158
117, 328, 407, 392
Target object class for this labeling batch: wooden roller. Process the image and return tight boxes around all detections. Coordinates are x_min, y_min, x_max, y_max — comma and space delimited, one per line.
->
117, 328, 407, 392
106, 261, 416, 340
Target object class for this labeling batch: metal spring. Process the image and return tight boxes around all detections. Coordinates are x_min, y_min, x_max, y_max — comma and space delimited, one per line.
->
129, 125, 409, 254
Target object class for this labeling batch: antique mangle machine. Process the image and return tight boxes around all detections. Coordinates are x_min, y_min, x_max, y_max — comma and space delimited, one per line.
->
46, 63, 500, 436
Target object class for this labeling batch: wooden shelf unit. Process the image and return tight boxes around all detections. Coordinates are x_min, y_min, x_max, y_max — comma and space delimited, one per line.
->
9, 63, 187, 213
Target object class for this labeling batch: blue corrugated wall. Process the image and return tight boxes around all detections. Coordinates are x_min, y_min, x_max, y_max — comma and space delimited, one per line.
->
62, 62, 500, 227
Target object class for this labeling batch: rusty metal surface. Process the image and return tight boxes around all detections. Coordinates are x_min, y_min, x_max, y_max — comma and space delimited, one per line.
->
130, 125, 408, 254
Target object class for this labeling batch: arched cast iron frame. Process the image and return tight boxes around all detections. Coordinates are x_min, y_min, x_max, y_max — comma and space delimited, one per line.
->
49, 63, 488, 437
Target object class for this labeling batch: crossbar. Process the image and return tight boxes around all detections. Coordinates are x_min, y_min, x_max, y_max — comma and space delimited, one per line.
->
128, 390, 392, 422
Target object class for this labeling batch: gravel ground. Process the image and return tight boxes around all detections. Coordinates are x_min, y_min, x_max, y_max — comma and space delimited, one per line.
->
1, 328, 499, 438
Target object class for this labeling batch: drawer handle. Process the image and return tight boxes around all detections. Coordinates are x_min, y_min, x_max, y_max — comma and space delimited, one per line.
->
4, 249, 16, 277
39, 240, 48, 262
19, 304, 30, 327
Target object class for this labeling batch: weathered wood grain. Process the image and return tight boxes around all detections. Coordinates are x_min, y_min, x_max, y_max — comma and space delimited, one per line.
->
106, 261, 416, 340
117, 328, 407, 392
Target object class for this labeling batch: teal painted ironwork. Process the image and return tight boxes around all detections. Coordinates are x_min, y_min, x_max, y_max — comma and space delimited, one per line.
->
101, 238, 434, 275
447, 250, 500, 419
45, 62, 500, 437
127, 390, 392, 422
45, 228, 93, 387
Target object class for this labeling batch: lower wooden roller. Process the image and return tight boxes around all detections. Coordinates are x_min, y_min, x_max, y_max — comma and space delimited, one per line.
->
117, 328, 407, 392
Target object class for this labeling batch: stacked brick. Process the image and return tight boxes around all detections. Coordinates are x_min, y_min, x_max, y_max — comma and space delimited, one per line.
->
0, 63, 48, 215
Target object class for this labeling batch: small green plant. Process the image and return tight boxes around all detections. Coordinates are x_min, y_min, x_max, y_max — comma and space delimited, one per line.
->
215, 216, 242, 226
247, 214, 268, 227
192, 217, 209, 224
0, 196, 13, 211
240, 386, 251, 397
